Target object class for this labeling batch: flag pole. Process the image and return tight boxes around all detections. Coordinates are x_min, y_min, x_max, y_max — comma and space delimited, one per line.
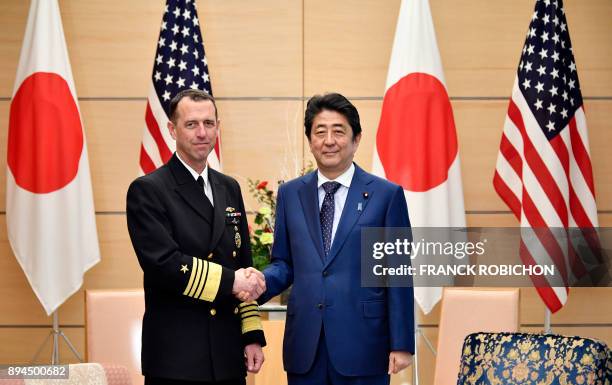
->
30, 310, 83, 364
544, 308, 552, 334
412, 301, 437, 385
52, 311, 59, 363
413, 301, 420, 385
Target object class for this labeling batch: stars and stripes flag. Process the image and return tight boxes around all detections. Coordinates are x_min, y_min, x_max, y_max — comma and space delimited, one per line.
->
493, 0, 599, 312
139, 0, 220, 174
372, 0, 466, 314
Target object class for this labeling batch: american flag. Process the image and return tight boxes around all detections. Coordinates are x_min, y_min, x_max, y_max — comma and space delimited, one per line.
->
494, 0, 599, 312
139, 0, 220, 174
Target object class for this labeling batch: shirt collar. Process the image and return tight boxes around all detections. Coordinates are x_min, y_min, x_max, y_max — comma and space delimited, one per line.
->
317, 163, 355, 189
176, 152, 209, 185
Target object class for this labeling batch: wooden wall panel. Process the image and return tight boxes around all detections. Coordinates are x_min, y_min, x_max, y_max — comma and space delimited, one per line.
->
467, 213, 612, 227
0, 100, 144, 212
302, 100, 612, 211
200, 0, 303, 97
0, 100, 304, 212
0, 0, 303, 98
216, 100, 304, 211
432, 0, 612, 97
0, 327, 84, 364
521, 288, 612, 325
457, 100, 612, 211
59, 1, 162, 98
304, 0, 612, 97
81, 102, 145, 212
3, 222, 605, 327
304, 0, 400, 97
555, 0, 612, 98
522, 326, 612, 345
418, 288, 612, 329
0, 101, 6, 209
0, 1, 28, 97
0, 215, 138, 326
0, 1, 161, 98
0, 0, 610, 376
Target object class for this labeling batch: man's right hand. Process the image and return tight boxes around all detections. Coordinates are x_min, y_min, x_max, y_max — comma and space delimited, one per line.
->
233, 267, 265, 301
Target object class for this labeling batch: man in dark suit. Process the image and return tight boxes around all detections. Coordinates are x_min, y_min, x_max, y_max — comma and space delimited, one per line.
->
258, 93, 415, 385
127, 89, 266, 385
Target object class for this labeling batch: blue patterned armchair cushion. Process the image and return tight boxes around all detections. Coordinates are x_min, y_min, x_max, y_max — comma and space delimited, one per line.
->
457, 332, 611, 385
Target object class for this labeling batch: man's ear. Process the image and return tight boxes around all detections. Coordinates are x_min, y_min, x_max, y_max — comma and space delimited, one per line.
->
168, 120, 177, 140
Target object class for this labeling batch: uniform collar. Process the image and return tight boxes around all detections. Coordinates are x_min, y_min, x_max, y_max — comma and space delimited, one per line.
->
176, 152, 209, 185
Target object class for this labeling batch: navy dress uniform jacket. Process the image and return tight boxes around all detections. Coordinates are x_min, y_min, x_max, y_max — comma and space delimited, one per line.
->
127, 154, 265, 382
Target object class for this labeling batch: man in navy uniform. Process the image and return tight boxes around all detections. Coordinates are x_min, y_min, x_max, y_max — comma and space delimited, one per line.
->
127, 89, 266, 385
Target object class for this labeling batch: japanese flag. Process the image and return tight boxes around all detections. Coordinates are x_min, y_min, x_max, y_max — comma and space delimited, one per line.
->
7, 0, 100, 315
372, 0, 466, 314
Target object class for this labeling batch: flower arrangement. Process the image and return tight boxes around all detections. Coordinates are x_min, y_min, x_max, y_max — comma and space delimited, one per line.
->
247, 179, 277, 271
247, 162, 314, 271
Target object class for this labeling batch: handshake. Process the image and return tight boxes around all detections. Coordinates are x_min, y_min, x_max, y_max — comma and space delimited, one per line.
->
232, 267, 266, 302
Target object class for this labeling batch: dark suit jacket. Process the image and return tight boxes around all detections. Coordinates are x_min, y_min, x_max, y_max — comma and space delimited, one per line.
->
127, 153, 265, 382
261, 164, 414, 376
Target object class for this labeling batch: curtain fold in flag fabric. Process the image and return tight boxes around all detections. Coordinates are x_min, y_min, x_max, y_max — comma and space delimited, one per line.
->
372, 0, 466, 315
140, 0, 219, 175
493, 0, 599, 312
6, 0, 100, 315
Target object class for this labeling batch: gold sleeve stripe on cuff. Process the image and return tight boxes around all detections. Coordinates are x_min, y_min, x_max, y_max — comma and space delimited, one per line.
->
187, 258, 204, 297
240, 310, 259, 319
241, 314, 263, 334
200, 262, 222, 301
239, 301, 258, 309
240, 306, 258, 314
241, 314, 261, 322
183, 257, 199, 295
193, 259, 209, 299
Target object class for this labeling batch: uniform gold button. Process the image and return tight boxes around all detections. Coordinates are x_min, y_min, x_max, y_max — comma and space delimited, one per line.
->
234, 307, 239, 314
210, 308, 216, 316
207, 253, 213, 259
232, 251, 237, 257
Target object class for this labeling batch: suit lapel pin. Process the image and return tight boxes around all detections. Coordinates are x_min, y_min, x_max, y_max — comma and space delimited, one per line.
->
226, 207, 236, 213
362, 192, 369, 199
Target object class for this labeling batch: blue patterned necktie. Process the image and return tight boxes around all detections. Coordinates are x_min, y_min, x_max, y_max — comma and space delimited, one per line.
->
320, 181, 341, 257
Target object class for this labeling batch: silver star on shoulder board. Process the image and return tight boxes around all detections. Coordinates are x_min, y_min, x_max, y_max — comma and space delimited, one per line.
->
180, 264, 189, 274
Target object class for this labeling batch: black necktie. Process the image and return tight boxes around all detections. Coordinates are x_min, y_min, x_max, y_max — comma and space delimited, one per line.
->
197, 176, 213, 207
320, 181, 341, 257
197, 176, 205, 192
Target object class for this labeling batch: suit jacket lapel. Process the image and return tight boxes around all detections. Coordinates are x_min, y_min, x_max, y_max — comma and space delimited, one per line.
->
208, 169, 227, 252
298, 172, 325, 261
324, 165, 374, 269
169, 154, 213, 225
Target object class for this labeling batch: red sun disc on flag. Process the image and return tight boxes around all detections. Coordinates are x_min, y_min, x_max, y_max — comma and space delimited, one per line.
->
8, 72, 83, 193
377, 72, 458, 192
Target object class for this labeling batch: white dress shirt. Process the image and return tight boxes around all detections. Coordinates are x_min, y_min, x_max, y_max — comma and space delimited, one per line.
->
317, 163, 355, 245
176, 153, 214, 206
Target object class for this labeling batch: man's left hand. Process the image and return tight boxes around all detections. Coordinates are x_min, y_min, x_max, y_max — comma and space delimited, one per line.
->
388, 351, 413, 374
245, 343, 264, 373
